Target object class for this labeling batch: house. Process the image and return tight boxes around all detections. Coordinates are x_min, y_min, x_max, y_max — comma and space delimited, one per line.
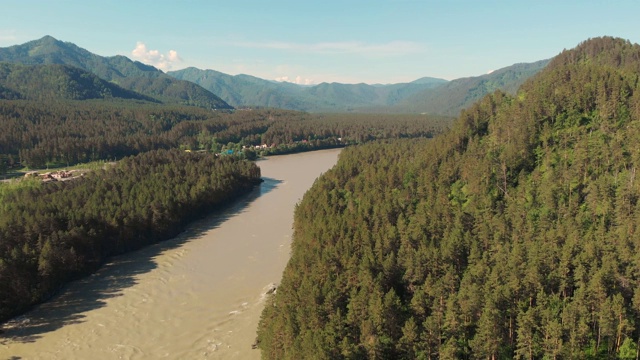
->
51, 170, 72, 180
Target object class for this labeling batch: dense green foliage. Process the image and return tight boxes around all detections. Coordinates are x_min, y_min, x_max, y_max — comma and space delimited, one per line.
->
0, 36, 232, 109
0, 149, 261, 321
0, 100, 450, 170
0, 100, 213, 169
257, 37, 640, 359
0, 62, 157, 102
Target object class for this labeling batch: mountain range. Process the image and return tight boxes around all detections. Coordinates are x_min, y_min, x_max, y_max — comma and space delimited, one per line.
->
0, 36, 231, 109
167, 67, 448, 112
389, 59, 550, 115
0, 36, 550, 115
169, 60, 548, 115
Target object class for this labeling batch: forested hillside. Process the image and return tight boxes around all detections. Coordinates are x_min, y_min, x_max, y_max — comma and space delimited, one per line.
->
257, 37, 640, 359
0, 36, 232, 109
0, 150, 261, 321
0, 62, 157, 102
168, 67, 318, 110
0, 101, 451, 171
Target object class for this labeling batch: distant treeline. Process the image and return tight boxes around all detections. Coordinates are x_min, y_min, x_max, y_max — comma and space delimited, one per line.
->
257, 37, 640, 359
0, 149, 261, 321
0, 100, 451, 171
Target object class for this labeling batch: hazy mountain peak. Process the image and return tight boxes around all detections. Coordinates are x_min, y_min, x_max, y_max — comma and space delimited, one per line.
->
36, 35, 58, 43
410, 76, 448, 85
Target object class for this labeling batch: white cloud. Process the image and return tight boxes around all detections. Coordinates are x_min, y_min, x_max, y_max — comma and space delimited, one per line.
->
275, 75, 314, 85
298, 76, 314, 85
168, 50, 181, 62
236, 40, 425, 56
131, 42, 183, 71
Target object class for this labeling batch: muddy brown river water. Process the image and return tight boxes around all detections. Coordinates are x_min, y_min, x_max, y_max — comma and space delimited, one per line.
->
0, 148, 341, 360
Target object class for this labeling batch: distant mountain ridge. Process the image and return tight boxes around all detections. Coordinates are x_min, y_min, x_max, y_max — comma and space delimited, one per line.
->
410, 76, 450, 85
393, 59, 551, 116
167, 67, 312, 110
0, 36, 549, 115
169, 60, 549, 115
0, 36, 232, 109
168, 67, 449, 112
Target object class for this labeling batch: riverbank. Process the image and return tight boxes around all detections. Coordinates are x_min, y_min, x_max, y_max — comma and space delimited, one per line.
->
0, 148, 341, 359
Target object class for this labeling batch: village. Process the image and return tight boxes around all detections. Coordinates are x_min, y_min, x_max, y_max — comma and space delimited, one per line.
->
23, 169, 85, 182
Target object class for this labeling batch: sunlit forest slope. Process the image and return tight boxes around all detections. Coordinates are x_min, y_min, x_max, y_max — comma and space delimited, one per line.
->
258, 37, 640, 359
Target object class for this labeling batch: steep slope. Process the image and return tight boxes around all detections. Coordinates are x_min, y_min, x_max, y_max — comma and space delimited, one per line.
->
0, 36, 232, 109
257, 37, 640, 359
0, 62, 157, 102
396, 59, 550, 116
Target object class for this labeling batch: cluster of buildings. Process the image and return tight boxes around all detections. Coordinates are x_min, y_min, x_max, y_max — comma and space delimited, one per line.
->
24, 170, 79, 182
242, 144, 272, 150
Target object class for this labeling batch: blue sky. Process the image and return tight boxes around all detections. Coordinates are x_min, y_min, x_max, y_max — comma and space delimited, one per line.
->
1, 0, 639, 84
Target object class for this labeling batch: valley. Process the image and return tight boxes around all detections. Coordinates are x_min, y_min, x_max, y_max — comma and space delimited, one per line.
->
0, 149, 340, 359
1, 32, 640, 360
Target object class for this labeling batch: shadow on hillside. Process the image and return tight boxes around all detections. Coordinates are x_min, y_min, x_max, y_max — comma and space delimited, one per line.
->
0, 177, 283, 345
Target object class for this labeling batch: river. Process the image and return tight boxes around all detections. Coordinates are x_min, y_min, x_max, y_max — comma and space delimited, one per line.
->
0, 148, 341, 360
